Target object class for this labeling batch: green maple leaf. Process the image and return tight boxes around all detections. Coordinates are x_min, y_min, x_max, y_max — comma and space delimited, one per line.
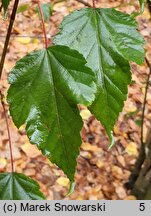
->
7, 45, 96, 181
53, 8, 145, 144
0, 173, 45, 200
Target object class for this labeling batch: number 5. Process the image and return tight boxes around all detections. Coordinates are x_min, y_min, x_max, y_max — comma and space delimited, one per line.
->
139, 203, 145, 211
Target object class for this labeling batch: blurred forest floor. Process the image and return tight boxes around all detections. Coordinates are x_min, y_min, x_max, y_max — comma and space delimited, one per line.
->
0, 0, 151, 200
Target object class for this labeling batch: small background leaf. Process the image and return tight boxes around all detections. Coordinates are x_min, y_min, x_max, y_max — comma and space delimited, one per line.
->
56, 177, 69, 187
135, 119, 142, 126
36, 3, 52, 22
17, 3, 29, 14
138, 0, 144, 13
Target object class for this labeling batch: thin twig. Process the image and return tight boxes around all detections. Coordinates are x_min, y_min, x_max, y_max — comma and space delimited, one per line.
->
92, 0, 96, 8
0, 4, 2, 12
0, 92, 14, 172
141, 57, 151, 144
37, 1, 49, 48
76, 0, 91, 7
125, 57, 151, 190
0, 0, 20, 80
125, 144, 145, 189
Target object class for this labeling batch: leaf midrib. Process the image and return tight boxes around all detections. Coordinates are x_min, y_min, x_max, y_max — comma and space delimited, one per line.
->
93, 9, 109, 109
46, 50, 70, 172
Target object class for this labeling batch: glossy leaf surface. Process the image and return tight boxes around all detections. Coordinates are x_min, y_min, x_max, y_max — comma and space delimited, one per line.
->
0, 173, 45, 200
138, 0, 144, 13
54, 8, 145, 142
7, 45, 96, 181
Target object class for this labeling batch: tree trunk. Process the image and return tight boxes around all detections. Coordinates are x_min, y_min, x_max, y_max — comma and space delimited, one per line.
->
132, 129, 151, 199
